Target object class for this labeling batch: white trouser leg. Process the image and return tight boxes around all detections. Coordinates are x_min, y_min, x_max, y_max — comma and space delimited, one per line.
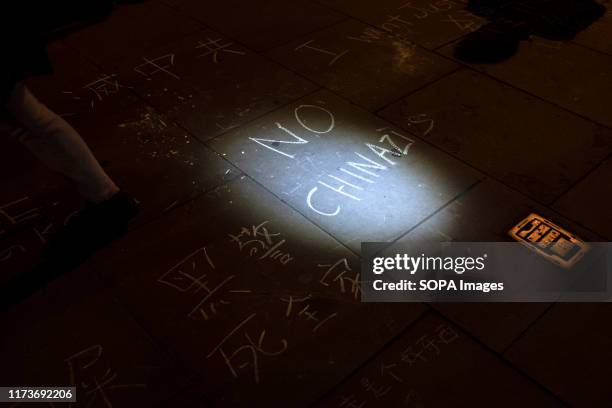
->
4, 83, 119, 203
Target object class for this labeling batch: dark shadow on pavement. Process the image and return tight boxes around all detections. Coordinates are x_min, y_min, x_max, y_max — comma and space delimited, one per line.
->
0, 192, 138, 313
455, 0, 607, 63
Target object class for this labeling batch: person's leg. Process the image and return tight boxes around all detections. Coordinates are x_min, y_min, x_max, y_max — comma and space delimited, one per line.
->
4, 82, 119, 203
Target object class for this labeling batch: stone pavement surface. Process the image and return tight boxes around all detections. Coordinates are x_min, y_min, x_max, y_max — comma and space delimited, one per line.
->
1, 0, 611, 406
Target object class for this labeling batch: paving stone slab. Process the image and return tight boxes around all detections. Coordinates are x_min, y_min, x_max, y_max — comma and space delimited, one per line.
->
440, 37, 612, 129
63, 1, 206, 66
0, 269, 192, 408
267, 19, 458, 111
19, 42, 240, 224
505, 302, 612, 407
108, 30, 317, 141
379, 69, 612, 204
171, 0, 347, 51
553, 158, 612, 240
89, 176, 426, 406
208, 90, 483, 253
386, 179, 601, 352
316, 0, 486, 49
70, 103, 240, 226
317, 312, 563, 408
25, 42, 143, 121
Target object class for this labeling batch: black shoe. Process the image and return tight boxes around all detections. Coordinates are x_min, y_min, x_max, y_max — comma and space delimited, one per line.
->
454, 21, 527, 64
44, 191, 139, 266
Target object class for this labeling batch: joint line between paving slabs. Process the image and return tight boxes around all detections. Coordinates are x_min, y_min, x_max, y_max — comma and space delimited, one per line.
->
307, 309, 431, 407
373, 66, 463, 114
385, 179, 484, 250
197, 87, 323, 145
373, 88, 611, 218
499, 302, 558, 356
220, 171, 362, 259
429, 308, 573, 407
549, 159, 609, 208
430, 49, 612, 133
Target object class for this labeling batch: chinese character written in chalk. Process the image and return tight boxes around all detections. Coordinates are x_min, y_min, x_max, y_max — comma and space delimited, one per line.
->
400, 324, 459, 367
360, 376, 391, 399
339, 394, 366, 408
280, 294, 338, 333
134, 54, 180, 80
228, 221, 294, 265
0, 244, 26, 262
158, 247, 251, 321
294, 40, 348, 66
318, 258, 361, 299
65, 345, 145, 407
82, 74, 128, 108
206, 313, 288, 384
0, 197, 41, 237
195, 38, 246, 63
